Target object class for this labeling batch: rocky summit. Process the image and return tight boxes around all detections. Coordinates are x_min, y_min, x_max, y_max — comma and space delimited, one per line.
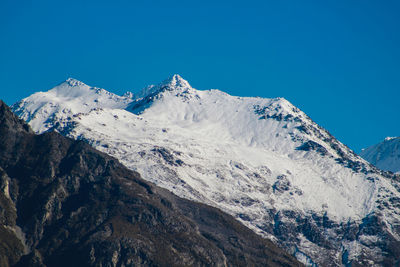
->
0, 100, 300, 267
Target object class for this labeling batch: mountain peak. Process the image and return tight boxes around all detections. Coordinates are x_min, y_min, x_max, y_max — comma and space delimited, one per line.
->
384, 136, 398, 142
160, 74, 191, 89
360, 136, 400, 173
64, 78, 87, 87
48, 78, 92, 97
133, 74, 192, 100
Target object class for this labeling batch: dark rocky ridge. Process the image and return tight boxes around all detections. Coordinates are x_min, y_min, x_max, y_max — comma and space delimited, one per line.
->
0, 100, 301, 267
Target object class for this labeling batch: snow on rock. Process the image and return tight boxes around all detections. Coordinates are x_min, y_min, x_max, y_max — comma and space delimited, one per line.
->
12, 75, 400, 266
132, 74, 191, 100
360, 137, 400, 173
12, 78, 134, 133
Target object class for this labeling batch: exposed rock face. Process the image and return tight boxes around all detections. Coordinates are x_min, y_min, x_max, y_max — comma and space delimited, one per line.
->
0, 100, 301, 267
296, 140, 329, 156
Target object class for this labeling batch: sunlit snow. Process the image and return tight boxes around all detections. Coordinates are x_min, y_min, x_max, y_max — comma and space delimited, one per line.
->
12, 74, 400, 266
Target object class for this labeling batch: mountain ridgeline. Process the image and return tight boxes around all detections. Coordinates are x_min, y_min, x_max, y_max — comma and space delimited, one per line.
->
11, 75, 400, 266
0, 100, 301, 266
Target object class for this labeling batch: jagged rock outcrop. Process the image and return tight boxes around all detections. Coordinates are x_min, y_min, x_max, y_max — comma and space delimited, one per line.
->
0, 100, 301, 267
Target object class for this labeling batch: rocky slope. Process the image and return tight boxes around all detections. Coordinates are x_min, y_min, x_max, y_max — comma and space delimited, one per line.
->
0, 100, 300, 267
12, 75, 400, 266
360, 137, 400, 173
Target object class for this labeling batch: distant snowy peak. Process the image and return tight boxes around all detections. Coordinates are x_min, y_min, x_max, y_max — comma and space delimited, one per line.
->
163, 73, 191, 88
129, 74, 198, 114
64, 77, 87, 87
133, 74, 193, 99
130, 74, 297, 117
49, 78, 132, 102
11, 78, 133, 133
47, 78, 93, 98
360, 136, 400, 173
128, 76, 356, 164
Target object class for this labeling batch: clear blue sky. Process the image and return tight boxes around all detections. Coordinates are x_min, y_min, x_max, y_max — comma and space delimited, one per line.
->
1, 0, 399, 152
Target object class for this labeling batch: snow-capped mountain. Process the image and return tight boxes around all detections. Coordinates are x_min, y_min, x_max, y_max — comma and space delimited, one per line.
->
0, 100, 300, 267
12, 78, 134, 133
12, 75, 400, 266
360, 137, 400, 173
